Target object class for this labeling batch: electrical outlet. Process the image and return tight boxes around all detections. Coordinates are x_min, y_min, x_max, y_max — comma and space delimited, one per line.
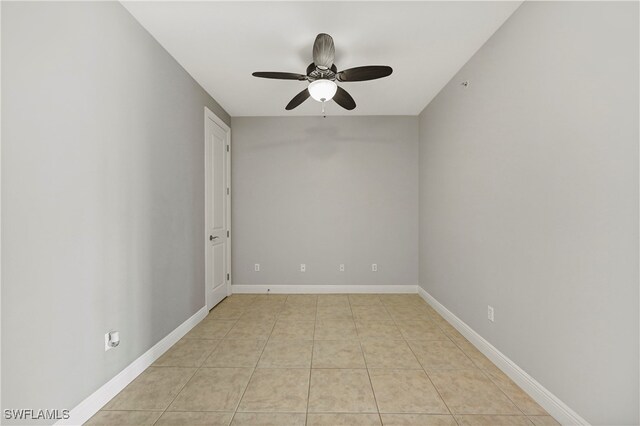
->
339, 264, 345, 272
300, 264, 306, 272
487, 305, 495, 322
104, 331, 120, 351
104, 332, 112, 351
371, 264, 378, 272
254, 263, 260, 272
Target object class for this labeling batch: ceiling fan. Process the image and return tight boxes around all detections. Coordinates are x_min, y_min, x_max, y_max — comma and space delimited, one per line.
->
252, 33, 393, 112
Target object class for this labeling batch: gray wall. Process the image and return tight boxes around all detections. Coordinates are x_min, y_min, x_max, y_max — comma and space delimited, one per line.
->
231, 116, 418, 287
418, 2, 638, 425
1, 2, 229, 422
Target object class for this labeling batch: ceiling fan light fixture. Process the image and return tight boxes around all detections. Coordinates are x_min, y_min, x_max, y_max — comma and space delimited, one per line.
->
308, 79, 337, 102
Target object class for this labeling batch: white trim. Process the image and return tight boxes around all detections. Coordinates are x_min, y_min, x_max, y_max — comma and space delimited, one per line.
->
231, 284, 418, 294
417, 286, 589, 426
57, 306, 208, 426
204, 106, 232, 311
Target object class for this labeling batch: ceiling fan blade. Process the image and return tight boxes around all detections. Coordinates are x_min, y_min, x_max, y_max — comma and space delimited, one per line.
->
333, 86, 356, 110
285, 88, 311, 110
252, 72, 308, 81
336, 66, 393, 82
312, 33, 335, 70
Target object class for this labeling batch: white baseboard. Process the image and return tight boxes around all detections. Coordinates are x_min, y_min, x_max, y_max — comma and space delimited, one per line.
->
57, 306, 208, 426
417, 286, 589, 426
231, 284, 418, 294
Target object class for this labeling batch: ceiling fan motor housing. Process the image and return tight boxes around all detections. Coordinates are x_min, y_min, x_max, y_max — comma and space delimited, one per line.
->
307, 63, 338, 82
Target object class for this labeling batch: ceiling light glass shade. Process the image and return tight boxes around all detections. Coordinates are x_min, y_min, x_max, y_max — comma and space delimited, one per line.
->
308, 80, 337, 102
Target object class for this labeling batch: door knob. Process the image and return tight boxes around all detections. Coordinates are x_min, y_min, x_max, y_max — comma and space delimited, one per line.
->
210, 235, 218, 241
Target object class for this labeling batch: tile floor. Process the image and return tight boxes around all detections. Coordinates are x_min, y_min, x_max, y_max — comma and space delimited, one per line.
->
87, 294, 560, 426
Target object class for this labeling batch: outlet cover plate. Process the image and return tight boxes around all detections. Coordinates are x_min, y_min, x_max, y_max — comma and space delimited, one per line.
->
104, 333, 112, 351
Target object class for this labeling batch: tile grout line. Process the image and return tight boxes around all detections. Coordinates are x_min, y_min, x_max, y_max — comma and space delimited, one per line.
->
384, 298, 460, 425
445, 329, 530, 417
350, 295, 384, 426
98, 294, 546, 425
305, 296, 318, 426
422, 301, 530, 419
228, 297, 277, 426
149, 304, 245, 425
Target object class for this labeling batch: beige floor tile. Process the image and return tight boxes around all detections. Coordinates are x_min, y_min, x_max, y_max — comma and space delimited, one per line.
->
387, 312, 432, 323
313, 340, 366, 368
226, 319, 275, 339
239, 310, 280, 321
246, 304, 285, 317
103, 367, 195, 410
369, 369, 449, 414
454, 340, 498, 371
168, 368, 253, 411
360, 340, 421, 369
184, 320, 237, 339
223, 294, 257, 305
156, 411, 233, 425
92, 293, 549, 425
349, 294, 383, 306
231, 413, 306, 426
528, 416, 561, 426
203, 339, 266, 368
397, 321, 449, 341
258, 340, 313, 368
317, 294, 350, 307
270, 319, 315, 340
385, 307, 433, 322
424, 313, 446, 327
485, 369, 548, 415
379, 294, 424, 306
285, 294, 318, 306
84, 410, 162, 425
153, 338, 220, 367
351, 305, 392, 321
315, 319, 358, 340
316, 304, 353, 319
278, 306, 317, 320
429, 369, 520, 415
422, 305, 439, 316
250, 301, 288, 311
252, 294, 288, 303
307, 413, 382, 425
252, 300, 286, 310
355, 321, 402, 339
208, 304, 247, 320
238, 368, 310, 413
436, 321, 467, 343
454, 415, 534, 425
408, 340, 476, 371
308, 369, 378, 413
380, 414, 457, 425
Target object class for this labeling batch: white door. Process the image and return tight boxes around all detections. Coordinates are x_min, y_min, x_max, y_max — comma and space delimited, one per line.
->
205, 108, 231, 310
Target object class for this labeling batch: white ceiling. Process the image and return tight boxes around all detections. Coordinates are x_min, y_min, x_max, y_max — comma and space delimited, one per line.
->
122, 1, 522, 116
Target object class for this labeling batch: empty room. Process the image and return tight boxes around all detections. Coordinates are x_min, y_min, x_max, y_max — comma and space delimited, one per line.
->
1, 1, 638, 425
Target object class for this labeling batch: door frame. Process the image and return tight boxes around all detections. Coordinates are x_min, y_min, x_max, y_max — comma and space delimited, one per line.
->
204, 106, 232, 310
